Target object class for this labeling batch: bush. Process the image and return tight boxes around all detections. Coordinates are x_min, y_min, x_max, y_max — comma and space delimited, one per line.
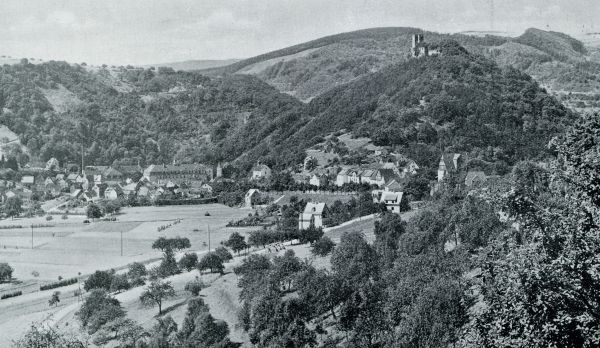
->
45, 215, 53, 221
61, 214, 68, 220
83, 270, 114, 291
40, 278, 78, 291
109, 274, 131, 293
0, 263, 14, 282
1, 290, 22, 299
184, 279, 205, 296
311, 236, 336, 256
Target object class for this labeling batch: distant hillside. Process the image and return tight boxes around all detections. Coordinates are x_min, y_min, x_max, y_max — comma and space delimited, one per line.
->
203, 27, 599, 110
240, 40, 574, 172
201, 27, 507, 101
0, 33, 578, 176
146, 59, 241, 71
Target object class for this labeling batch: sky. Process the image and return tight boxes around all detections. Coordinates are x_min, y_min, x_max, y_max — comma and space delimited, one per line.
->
0, 0, 597, 66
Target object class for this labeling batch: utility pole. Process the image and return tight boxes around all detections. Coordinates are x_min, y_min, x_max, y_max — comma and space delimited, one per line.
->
120, 231, 123, 256
31, 224, 33, 249
207, 224, 211, 252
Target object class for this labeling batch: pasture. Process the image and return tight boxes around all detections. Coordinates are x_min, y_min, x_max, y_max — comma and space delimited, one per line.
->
0, 204, 251, 284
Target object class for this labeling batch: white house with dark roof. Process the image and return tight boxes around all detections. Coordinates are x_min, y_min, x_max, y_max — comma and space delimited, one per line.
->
381, 191, 406, 214
245, 189, 261, 208
299, 202, 327, 230
251, 163, 272, 180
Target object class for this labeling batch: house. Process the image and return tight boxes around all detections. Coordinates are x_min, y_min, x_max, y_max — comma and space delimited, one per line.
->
292, 173, 309, 185
245, 189, 261, 208
46, 158, 60, 171
105, 186, 124, 200
251, 163, 272, 181
381, 192, 407, 214
143, 163, 214, 184
384, 179, 404, 192
465, 171, 487, 188
309, 173, 328, 188
299, 202, 327, 230
360, 169, 385, 187
66, 173, 79, 182
438, 153, 462, 182
21, 176, 35, 188
102, 167, 124, 183
121, 182, 140, 197
335, 168, 349, 187
200, 184, 213, 194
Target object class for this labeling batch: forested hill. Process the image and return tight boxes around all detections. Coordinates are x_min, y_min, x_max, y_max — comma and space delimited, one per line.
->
0, 39, 575, 176
248, 40, 575, 171
200, 27, 507, 101
0, 60, 307, 168
203, 27, 600, 108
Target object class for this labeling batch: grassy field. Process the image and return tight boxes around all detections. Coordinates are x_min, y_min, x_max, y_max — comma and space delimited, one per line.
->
0, 204, 250, 283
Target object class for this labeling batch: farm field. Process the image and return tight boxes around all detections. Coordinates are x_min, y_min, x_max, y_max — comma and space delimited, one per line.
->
0, 204, 250, 284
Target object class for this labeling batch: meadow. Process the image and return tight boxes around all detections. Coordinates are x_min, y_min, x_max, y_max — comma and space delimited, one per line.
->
0, 204, 251, 284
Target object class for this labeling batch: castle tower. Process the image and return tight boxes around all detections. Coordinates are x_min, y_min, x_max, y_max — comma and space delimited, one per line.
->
411, 34, 426, 58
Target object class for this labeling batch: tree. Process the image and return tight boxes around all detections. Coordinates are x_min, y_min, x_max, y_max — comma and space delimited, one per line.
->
15, 323, 88, 348
86, 202, 103, 220
140, 280, 175, 315
464, 113, 600, 347
178, 252, 198, 272
148, 315, 178, 347
184, 278, 205, 296
299, 225, 324, 244
224, 232, 248, 254
84, 270, 114, 291
48, 291, 60, 307
77, 289, 125, 334
152, 236, 191, 252
331, 231, 379, 286
214, 246, 233, 262
0, 263, 13, 282
109, 274, 130, 293
198, 252, 225, 274
157, 247, 179, 277
272, 250, 302, 291
127, 262, 147, 285
92, 318, 147, 347
311, 236, 336, 257
373, 212, 405, 266
4, 196, 23, 219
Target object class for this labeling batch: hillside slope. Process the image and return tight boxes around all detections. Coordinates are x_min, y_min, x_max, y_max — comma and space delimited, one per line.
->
207, 27, 600, 109
241, 40, 574, 172
202, 27, 507, 101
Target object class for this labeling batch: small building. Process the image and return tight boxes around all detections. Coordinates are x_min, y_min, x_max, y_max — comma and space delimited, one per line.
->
309, 173, 328, 188
251, 163, 272, 181
465, 171, 487, 188
105, 186, 124, 200
21, 175, 35, 188
381, 191, 408, 214
200, 183, 213, 194
45, 158, 60, 171
438, 153, 462, 182
245, 189, 261, 208
299, 202, 327, 230
335, 168, 349, 187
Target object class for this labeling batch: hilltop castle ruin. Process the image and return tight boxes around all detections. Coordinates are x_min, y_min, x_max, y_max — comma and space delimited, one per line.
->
411, 34, 440, 58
